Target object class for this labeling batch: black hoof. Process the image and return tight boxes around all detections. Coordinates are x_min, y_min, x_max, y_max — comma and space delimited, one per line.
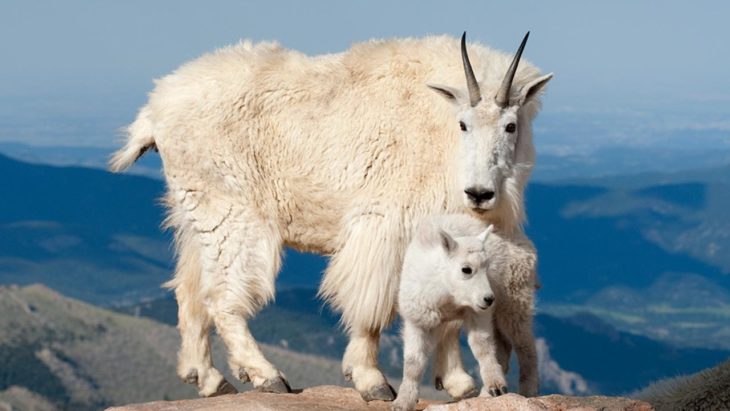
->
362, 383, 396, 402
257, 376, 292, 394
183, 369, 198, 385
209, 379, 237, 397
487, 386, 506, 397
434, 377, 444, 390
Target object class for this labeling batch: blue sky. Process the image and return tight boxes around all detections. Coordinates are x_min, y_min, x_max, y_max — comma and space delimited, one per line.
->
1, 1, 729, 147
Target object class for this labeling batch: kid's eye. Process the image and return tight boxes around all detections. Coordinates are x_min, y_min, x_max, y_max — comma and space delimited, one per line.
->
505, 123, 516, 133
461, 266, 472, 274
459, 121, 467, 131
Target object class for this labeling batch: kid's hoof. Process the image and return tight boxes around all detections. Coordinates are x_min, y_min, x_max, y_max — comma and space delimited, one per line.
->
343, 366, 353, 381
209, 379, 237, 397
362, 383, 396, 401
455, 386, 479, 400
238, 369, 251, 384
257, 376, 292, 393
183, 369, 198, 385
434, 377, 444, 390
487, 386, 507, 397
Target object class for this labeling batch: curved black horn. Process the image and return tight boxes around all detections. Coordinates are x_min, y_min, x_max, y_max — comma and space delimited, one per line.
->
495, 31, 530, 108
461, 32, 481, 107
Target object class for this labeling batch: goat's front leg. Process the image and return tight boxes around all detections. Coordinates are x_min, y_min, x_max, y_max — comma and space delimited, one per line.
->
321, 208, 402, 401
466, 313, 507, 397
392, 321, 434, 411
432, 321, 477, 400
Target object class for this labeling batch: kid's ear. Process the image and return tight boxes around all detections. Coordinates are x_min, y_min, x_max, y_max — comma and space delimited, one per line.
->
476, 224, 494, 243
439, 230, 458, 254
427, 84, 467, 106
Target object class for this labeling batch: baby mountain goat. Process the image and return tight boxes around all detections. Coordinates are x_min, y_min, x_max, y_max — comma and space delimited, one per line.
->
394, 214, 537, 411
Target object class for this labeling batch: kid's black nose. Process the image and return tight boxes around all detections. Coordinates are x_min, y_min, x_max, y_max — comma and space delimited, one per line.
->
483, 295, 495, 307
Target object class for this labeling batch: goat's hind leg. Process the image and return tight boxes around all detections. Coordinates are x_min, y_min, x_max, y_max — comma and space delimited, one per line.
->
497, 313, 538, 396
494, 233, 539, 396
466, 313, 507, 397
170, 227, 235, 397
203, 206, 290, 393
495, 326, 512, 375
178, 186, 289, 393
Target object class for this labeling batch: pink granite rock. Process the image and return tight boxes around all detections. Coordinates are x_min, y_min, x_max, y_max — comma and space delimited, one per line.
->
425, 393, 654, 410
106, 385, 654, 411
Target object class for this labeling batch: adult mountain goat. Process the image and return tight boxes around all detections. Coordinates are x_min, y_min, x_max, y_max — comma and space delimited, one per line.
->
110, 32, 552, 400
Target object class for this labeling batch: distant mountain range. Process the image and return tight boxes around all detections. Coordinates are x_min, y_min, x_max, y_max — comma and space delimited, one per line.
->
0, 284, 194, 410
523, 170, 730, 349
0, 142, 163, 179
0, 152, 171, 304
1, 148, 730, 396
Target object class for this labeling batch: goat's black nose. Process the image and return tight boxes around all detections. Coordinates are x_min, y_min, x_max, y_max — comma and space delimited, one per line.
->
483, 295, 495, 307
465, 187, 495, 204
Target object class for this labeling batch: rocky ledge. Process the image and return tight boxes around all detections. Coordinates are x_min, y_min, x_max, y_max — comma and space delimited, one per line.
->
106, 385, 654, 411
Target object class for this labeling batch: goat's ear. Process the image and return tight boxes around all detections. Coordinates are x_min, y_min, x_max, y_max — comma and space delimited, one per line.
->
439, 230, 458, 254
427, 84, 467, 106
476, 224, 494, 244
518, 73, 553, 106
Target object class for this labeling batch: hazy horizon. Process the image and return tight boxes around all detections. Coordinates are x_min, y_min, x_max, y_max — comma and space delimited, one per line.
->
1, 1, 729, 154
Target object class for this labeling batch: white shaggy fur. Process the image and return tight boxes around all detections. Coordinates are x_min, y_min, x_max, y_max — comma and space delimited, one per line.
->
110, 35, 549, 398
393, 214, 507, 411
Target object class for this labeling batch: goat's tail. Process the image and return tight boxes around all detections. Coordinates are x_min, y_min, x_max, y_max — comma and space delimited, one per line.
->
109, 107, 157, 172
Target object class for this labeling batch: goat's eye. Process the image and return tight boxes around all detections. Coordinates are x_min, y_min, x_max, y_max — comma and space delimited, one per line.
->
505, 123, 516, 133
459, 121, 467, 132
461, 266, 472, 275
